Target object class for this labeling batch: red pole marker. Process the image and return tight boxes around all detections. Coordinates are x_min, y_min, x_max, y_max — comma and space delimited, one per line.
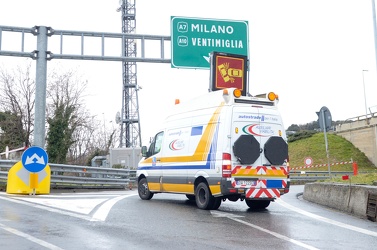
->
352, 162, 358, 176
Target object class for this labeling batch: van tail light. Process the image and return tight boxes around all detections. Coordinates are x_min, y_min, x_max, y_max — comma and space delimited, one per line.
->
284, 156, 291, 194
286, 155, 290, 177
222, 153, 232, 178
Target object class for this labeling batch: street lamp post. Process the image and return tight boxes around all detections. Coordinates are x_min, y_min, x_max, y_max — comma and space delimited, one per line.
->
362, 70, 369, 122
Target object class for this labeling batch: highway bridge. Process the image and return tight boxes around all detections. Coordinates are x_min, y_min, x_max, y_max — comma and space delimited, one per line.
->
335, 113, 377, 166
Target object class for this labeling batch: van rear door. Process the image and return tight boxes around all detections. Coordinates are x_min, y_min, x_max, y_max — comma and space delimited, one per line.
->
231, 106, 263, 167
258, 107, 288, 167
230, 105, 288, 195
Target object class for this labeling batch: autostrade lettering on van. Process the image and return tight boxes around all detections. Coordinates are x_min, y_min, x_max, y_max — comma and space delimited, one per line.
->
137, 88, 289, 210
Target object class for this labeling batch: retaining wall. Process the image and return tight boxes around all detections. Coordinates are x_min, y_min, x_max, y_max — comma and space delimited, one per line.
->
335, 117, 377, 166
303, 183, 377, 219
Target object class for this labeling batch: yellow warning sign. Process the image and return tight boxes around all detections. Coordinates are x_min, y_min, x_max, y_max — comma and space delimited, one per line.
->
6, 161, 50, 194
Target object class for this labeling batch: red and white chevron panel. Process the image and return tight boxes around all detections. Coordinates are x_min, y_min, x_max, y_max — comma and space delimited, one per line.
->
232, 165, 288, 175
246, 188, 281, 198
282, 179, 287, 188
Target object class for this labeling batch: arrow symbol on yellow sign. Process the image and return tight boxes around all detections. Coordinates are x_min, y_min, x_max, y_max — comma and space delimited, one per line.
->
16, 167, 47, 185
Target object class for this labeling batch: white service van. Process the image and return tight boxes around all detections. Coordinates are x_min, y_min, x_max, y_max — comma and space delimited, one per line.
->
137, 88, 289, 210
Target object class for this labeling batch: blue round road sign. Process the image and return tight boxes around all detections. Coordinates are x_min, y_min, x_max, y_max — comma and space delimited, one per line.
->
21, 146, 48, 173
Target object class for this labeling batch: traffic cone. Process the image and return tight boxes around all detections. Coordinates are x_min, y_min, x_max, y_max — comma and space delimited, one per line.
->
352, 161, 358, 176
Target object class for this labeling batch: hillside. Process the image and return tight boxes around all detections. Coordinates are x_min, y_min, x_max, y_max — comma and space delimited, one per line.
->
288, 133, 376, 172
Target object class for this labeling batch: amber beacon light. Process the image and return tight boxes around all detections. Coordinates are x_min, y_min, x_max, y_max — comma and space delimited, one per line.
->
268, 92, 278, 101
233, 89, 242, 98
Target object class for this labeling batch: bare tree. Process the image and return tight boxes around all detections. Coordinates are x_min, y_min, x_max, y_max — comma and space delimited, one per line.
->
0, 62, 35, 148
46, 68, 119, 165
0, 62, 118, 164
46, 69, 89, 164
67, 114, 99, 165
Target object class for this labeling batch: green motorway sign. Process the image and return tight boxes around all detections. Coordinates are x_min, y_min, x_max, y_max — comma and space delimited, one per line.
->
171, 16, 249, 69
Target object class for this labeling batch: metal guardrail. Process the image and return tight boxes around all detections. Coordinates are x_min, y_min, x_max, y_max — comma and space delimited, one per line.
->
290, 170, 357, 181
0, 160, 136, 189
0, 159, 356, 189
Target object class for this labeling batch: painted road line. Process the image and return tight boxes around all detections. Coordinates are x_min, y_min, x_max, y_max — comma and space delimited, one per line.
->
0, 193, 137, 222
14, 197, 108, 214
91, 194, 138, 221
0, 222, 64, 250
0, 196, 93, 221
276, 198, 377, 237
211, 210, 319, 250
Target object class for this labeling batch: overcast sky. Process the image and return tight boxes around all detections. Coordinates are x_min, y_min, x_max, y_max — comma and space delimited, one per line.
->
1, 0, 377, 145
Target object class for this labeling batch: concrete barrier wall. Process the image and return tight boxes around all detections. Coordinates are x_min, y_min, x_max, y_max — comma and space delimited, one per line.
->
303, 183, 377, 219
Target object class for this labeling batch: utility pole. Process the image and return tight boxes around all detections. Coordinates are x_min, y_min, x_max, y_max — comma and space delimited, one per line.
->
372, 0, 377, 75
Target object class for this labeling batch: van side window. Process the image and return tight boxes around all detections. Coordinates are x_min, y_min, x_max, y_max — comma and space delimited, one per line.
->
148, 131, 164, 156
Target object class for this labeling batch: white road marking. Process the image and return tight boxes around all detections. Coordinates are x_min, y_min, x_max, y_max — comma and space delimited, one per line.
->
91, 194, 137, 221
210, 210, 319, 250
0, 196, 93, 221
0, 194, 136, 250
0, 192, 137, 221
13, 197, 107, 214
276, 198, 377, 237
210, 210, 244, 218
38, 194, 121, 198
0, 222, 64, 250
0, 192, 137, 249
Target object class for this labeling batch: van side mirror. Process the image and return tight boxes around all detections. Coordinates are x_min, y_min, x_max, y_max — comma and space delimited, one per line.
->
141, 146, 148, 157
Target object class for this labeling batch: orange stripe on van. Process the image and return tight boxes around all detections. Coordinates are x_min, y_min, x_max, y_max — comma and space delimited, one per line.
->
142, 103, 225, 164
232, 166, 288, 177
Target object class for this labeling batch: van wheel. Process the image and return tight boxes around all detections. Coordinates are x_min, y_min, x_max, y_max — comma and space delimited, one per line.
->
211, 197, 222, 210
245, 200, 270, 209
195, 182, 215, 210
138, 178, 154, 200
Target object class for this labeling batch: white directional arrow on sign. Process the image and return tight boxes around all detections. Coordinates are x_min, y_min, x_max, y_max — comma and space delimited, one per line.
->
203, 53, 211, 63
25, 153, 46, 165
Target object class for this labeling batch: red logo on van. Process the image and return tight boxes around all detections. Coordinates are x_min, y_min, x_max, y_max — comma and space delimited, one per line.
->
169, 139, 185, 151
243, 124, 274, 137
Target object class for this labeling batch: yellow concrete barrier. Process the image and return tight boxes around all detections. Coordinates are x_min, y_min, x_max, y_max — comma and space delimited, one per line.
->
6, 161, 51, 194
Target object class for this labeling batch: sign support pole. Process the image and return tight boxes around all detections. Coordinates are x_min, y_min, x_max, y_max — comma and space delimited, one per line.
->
29, 172, 39, 195
34, 26, 49, 148
321, 110, 331, 178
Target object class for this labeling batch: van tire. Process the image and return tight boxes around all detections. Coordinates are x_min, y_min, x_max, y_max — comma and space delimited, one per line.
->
211, 198, 222, 210
245, 200, 270, 209
195, 182, 215, 210
138, 177, 154, 200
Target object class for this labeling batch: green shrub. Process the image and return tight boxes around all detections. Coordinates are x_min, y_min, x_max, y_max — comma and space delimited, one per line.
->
288, 130, 317, 142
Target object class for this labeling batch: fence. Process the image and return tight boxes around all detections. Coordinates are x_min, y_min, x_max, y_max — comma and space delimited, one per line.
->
289, 170, 357, 181
0, 160, 136, 189
0, 160, 356, 189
